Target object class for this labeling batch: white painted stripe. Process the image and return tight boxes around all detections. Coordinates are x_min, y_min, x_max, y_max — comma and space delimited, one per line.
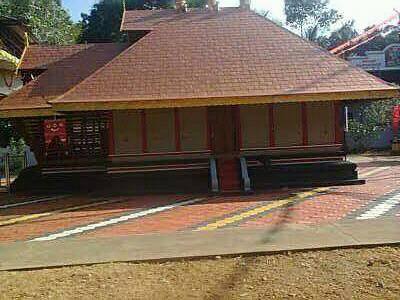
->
357, 193, 400, 220
358, 166, 390, 178
32, 197, 205, 241
0, 195, 69, 209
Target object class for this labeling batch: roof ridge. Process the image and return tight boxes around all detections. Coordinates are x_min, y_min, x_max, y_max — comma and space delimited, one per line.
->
50, 35, 153, 104
28, 42, 121, 48
45, 8, 398, 106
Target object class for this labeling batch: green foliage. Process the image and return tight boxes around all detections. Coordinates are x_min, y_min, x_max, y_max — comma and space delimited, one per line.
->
0, 0, 78, 44
355, 29, 399, 55
8, 137, 26, 175
79, 0, 174, 43
348, 99, 400, 151
317, 20, 358, 49
186, 0, 207, 8
0, 120, 13, 147
284, 0, 342, 41
9, 137, 25, 156
79, 0, 207, 43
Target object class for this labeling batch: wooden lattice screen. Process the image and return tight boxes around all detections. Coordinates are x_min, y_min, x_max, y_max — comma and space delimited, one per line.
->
17, 112, 110, 165
67, 112, 109, 160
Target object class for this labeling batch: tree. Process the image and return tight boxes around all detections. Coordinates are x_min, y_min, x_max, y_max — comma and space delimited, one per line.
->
354, 28, 399, 55
186, 0, 207, 8
318, 20, 358, 49
284, 0, 342, 42
348, 99, 400, 152
79, 0, 206, 43
0, 0, 79, 45
79, 0, 172, 43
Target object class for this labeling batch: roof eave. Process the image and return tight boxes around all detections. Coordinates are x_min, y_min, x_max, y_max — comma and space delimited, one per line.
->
0, 107, 58, 118
49, 88, 400, 112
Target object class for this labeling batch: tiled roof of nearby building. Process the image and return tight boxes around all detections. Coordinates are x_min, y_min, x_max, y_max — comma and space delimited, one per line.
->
53, 8, 398, 106
0, 43, 127, 113
121, 9, 208, 30
20, 44, 103, 70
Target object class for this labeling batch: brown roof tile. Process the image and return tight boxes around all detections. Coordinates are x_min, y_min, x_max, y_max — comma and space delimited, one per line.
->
54, 8, 398, 105
20, 44, 106, 70
121, 9, 218, 30
0, 43, 127, 111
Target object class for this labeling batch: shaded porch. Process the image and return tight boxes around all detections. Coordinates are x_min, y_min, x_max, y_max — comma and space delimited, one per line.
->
13, 101, 362, 193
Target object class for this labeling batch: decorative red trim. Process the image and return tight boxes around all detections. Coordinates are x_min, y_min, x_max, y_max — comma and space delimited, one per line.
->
301, 103, 308, 146
268, 104, 275, 147
334, 102, 343, 144
271, 157, 344, 164
108, 111, 115, 155
141, 109, 148, 153
239, 143, 342, 152
109, 150, 212, 158
174, 108, 181, 152
235, 106, 243, 150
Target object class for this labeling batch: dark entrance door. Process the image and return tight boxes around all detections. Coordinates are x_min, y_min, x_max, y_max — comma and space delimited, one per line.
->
208, 106, 238, 155
208, 106, 241, 191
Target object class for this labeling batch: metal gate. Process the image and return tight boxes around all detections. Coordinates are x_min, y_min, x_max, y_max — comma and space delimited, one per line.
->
0, 151, 28, 191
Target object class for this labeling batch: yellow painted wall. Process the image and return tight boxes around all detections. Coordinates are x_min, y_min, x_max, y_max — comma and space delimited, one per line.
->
113, 110, 142, 154
274, 103, 302, 147
112, 102, 336, 157
307, 102, 335, 145
147, 109, 175, 153
240, 105, 269, 148
179, 107, 207, 151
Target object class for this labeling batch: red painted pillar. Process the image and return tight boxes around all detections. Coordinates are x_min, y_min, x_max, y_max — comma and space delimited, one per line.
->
108, 111, 115, 155
301, 103, 308, 146
268, 104, 275, 147
174, 108, 182, 152
393, 105, 400, 141
334, 102, 343, 144
141, 109, 148, 153
235, 106, 243, 151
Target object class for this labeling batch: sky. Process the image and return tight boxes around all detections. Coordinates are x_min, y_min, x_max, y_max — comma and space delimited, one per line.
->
63, 0, 399, 31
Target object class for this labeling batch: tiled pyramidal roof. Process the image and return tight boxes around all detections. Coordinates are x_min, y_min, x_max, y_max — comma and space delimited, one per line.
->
53, 8, 397, 105
0, 43, 127, 112
0, 8, 398, 115
20, 44, 98, 70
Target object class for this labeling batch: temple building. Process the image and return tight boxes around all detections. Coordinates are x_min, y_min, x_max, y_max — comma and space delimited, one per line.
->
0, 2, 398, 193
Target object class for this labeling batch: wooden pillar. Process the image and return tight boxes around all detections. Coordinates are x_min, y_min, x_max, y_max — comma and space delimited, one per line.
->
334, 102, 343, 144
108, 112, 115, 155
141, 109, 148, 153
235, 106, 242, 151
174, 108, 181, 152
301, 103, 308, 146
268, 104, 275, 147
206, 108, 212, 151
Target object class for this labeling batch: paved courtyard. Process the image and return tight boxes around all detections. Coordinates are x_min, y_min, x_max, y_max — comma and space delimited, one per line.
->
0, 156, 399, 245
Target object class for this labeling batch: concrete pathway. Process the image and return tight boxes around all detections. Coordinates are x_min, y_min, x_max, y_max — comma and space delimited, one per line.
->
0, 217, 398, 271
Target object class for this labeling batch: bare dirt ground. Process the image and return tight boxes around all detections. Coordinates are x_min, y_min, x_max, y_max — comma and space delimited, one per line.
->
1, 246, 399, 300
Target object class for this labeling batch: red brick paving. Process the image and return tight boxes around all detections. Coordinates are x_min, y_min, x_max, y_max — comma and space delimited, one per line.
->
0, 195, 190, 243
0, 195, 97, 222
81, 191, 290, 238
241, 167, 399, 227
0, 194, 42, 206
0, 164, 398, 244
